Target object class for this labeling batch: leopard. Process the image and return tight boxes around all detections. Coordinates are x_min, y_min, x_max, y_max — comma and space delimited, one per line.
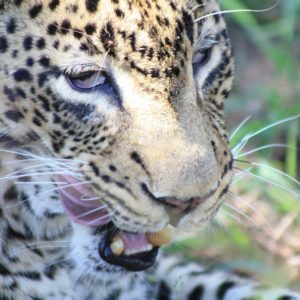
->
0, 0, 299, 299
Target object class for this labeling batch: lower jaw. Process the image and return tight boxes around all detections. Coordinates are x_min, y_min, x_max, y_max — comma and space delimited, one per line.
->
98, 222, 159, 272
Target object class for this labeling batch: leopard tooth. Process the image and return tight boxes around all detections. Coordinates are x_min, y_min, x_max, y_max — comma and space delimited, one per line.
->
110, 235, 125, 256
124, 244, 153, 256
146, 224, 175, 247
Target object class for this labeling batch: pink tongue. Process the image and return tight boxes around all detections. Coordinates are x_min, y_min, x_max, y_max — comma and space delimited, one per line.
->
119, 232, 149, 254
57, 175, 149, 254
56, 174, 111, 226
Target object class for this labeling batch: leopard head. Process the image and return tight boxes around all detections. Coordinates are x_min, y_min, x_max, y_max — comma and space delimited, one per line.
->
0, 0, 234, 275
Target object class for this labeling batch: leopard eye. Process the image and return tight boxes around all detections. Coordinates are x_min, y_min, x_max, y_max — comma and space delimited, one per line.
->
66, 71, 107, 91
192, 48, 212, 67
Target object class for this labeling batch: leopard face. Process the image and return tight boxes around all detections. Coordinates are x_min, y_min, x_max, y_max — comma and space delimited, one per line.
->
0, 0, 234, 276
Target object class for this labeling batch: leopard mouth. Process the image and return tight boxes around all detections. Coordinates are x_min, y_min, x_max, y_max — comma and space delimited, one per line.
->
56, 174, 172, 271
98, 222, 159, 271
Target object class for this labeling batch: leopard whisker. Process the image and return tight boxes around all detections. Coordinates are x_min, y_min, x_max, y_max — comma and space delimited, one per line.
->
227, 190, 271, 228
230, 115, 252, 141
193, 0, 281, 23
85, 212, 115, 226
232, 167, 253, 184
1, 162, 80, 180
188, 4, 205, 15
91, 51, 109, 94
44, 250, 80, 270
75, 205, 108, 219
234, 167, 300, 198
80, 195, 102, 201
236, 143, 298, 159
223, 201, 260, 228
238, 161, 300, 187
135, 273, 156, 293
219, 207, 243, 225
0, 148, 82, 163
15, 181, 68, 185
0, 170, 82, 183
1, 180, 92, 209
231, 114, 300, 157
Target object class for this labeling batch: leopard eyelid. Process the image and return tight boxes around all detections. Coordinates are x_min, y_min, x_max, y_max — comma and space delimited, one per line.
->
62, 64, 102, 77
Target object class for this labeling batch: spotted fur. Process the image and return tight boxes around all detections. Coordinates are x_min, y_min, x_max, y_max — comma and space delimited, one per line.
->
0, 1, 299, 299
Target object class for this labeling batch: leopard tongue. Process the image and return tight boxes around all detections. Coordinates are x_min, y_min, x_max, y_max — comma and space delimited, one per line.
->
57, 174, 111, 227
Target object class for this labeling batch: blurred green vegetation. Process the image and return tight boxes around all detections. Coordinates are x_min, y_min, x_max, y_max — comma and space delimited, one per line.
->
166, 0, 300, 290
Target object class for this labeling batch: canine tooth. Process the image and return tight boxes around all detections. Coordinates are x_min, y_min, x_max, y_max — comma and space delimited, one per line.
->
111, 235, 125, 256
147, 225, 175, 246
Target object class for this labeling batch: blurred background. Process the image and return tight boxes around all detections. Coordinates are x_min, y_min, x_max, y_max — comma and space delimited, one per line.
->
166, 0, 300, 291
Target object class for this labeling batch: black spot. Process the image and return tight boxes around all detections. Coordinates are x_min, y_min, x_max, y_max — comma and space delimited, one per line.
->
182, 10, 194, 44
150, 69, 160, 78
13, 68, 32, 82
49, 0, 60, 10
29, 4, 43, 19
14, 0, 24, 6
53, 40, 60, 49
157, 281, 171, 300
217, 281, 235, 299
165, 66, 180, 78
36, 37, 46, 49
6, 18, 16, 33
61, 19, 71, 34
38, 67, 61, 87
0, 36, 8, 53
26, 57, 35, 67
89, 162, 100, 176
14, 271, 41, 280
44, 265, 56, 279
213, 13, 220, 24
3, 86, 16, 102
85, 23, 96, 35
109, 165, 117, 172
37, 95, 51, 111
85, 0, 100, 13
15, 87, 26, 98
12, 49, 18, 58
5, 110, 24, 122
0, 262, 11, 275
23, 36, 33, 51
3, 185, 18, 202
73, 28, 83, 39
39, 56, 50, 67
104, 289, 121, 300
188, 285, 204, 300
47, 22, 58, 35
101, 175, 111, 183
100, 22, 115, 55
130, 152, 149, 174
115, 8, 124, 18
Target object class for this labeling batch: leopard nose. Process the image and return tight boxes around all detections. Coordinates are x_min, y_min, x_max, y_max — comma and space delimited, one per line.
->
141, 183, 217, 214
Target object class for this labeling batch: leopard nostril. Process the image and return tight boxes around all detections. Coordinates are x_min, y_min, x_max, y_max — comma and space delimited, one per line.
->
141, 183, 216, 213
